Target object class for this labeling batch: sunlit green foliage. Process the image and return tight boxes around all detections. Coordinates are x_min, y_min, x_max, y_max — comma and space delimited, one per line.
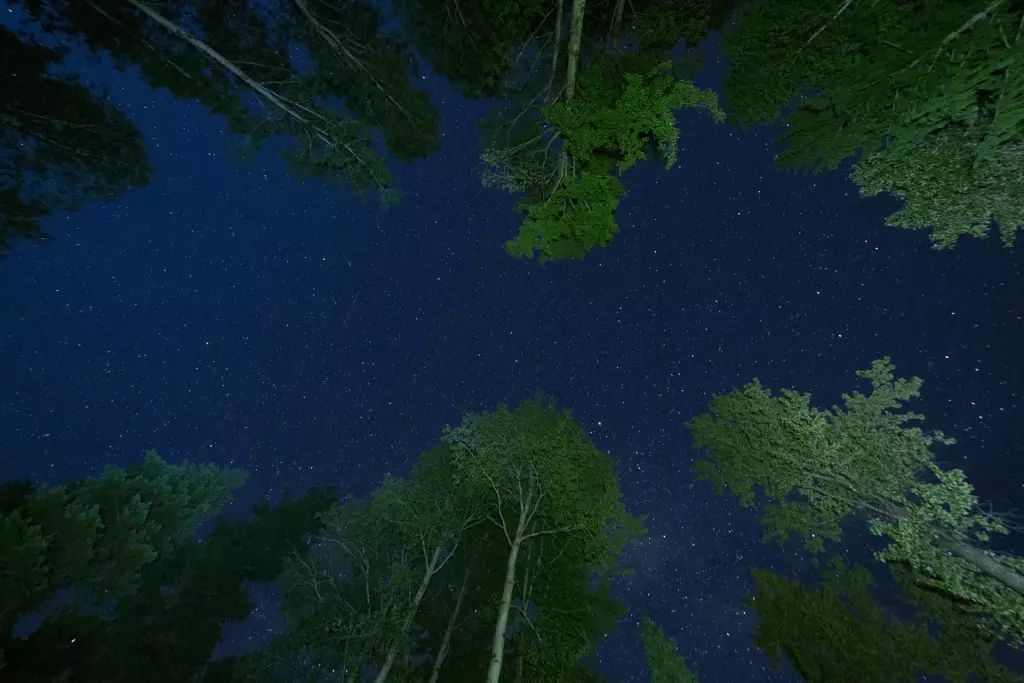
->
748, 558, 1024, 683
0, 26, 151, 256
640, 617, 699, 683
688, 358, 1024, 647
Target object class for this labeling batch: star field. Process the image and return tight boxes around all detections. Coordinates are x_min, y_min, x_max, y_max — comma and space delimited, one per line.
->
1, 21, 1023, 683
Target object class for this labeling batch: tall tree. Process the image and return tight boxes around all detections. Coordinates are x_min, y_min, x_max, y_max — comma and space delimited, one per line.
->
723, 0, 1024, 248
477, 0, 724, 261
2, 484, 335, 683
13, 0, 439, 209
272, 445, 480, 683
640, 616, 699, 683
747, 558, 1023, 683
0, 450, 245, 674
0, 25, 151, 257
396, 0, 554, 98
366, 445, 481, 683
442, 395, 646, 683
688, 358, 1024, 647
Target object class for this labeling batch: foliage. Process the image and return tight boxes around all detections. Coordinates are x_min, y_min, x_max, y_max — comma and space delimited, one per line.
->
397, 0, 552, 98
497, 59, 722, 262
470, 0, 726, 261
688, 358, 1024, 646
853, 126, 1024, 248
689, 358, 942, 552
723, 0, 1024, 246
443, 395, 645, 578
276, 496, 411, 682
550, 60, 724, 172
748, 558, 1023, 683
284, 0, 439, 164
3, 484, 334, 683
442, 395, 645, 682
640, 616, 699, 683
870, 464, 1024, 647
507, 170, 624, 262
0, 26, 152, 257
12, 0, 440, 210
0, 451, 247, 677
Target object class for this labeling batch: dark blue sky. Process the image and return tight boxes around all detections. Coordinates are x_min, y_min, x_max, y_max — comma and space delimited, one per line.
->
1, 16, 1023, 683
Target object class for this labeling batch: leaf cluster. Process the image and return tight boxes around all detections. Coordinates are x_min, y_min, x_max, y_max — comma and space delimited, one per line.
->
689, 358, 1024, 648
723, 0, 1024, 246
0, 25, 151, 256
507, 170, 624, 262
11, 0, 440, 212
748, 559, 1023, 683
443, 395, 646, 574
549, 60, 724, 173
639, 616, 699, 683
853, 125, 1024, 248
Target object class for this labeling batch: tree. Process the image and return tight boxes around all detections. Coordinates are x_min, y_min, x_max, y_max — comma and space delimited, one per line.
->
3, 482, 335, 683
275, 496, 410, 683
0, 25, 152, 257
396, 0, 553, 98
747, 558, 1024, 683
273, 445, 482, 683
365, 445, 482, 683
442, 395, 646, 683
688, 358, 1024, 647
722, 0, 1024, 247
477, 0, 724, 261
640, 616, 699, 683
14, 0, 440, 208
852, 125, 1024, 249
584, 0, 742, 55
0, 450, 245, 674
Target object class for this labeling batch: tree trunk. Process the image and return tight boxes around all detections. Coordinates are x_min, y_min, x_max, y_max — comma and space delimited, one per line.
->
872, 493, 1024, 597
427, 566, 471, 683
546, 0, 564, 99
564, 0, 587, 103
607, 0, 625, 50
939, 533, 1024, 595
373, 545, 443, 683
485, 506, 529, 683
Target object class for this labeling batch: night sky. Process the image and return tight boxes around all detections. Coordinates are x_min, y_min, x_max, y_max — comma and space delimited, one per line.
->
2, 11, 1024, 683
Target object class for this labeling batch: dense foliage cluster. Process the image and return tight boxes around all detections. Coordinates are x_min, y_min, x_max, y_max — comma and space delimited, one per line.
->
723, 0, 1024, 247
2, 0, 441, 255
689, 358, 1024, 648
0, 25, 151, 256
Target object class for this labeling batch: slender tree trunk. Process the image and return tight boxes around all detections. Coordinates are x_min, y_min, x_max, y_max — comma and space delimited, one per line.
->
856, 484, 1024, 597
427, 566, 471, 683
485, 506, 530, 683
546, 0, 564, 99
373, 546, 443, 683
940, 536, 1024, 595
607, 0, 625, 50
564, 0, 587, 103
